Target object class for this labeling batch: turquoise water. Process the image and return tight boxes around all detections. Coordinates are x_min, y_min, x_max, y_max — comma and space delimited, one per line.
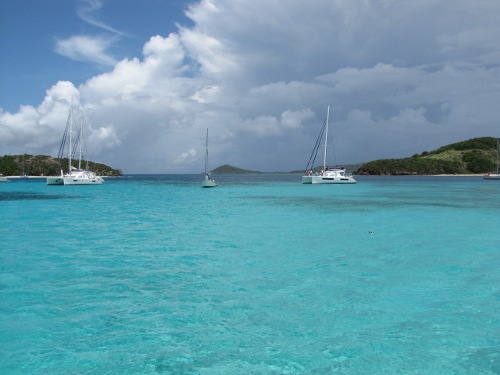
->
1, 175, 499, 374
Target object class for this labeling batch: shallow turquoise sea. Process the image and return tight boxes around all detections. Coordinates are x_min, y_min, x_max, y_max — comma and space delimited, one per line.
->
1, 175, 499, 374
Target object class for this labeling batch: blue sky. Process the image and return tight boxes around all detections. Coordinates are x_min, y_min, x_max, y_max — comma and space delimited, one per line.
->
1, 0, 500, 173
0, 0, 192, 112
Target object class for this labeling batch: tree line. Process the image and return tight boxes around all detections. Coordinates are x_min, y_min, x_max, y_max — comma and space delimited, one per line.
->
355, 137, 498, 175
0, 154, 122, 176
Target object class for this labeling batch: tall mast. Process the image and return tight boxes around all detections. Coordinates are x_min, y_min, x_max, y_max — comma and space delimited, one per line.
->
68, 104, 73, 174
205, 128, 209, 175
77, 118, 82, 171
323, 105, 330, 171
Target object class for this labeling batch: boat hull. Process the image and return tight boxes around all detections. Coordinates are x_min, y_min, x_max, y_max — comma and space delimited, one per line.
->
63, 176, 104, 185
47, 170, 104, 185
302, 174, 356, 184
46, 176, 64, 185
311, 176, 356, 184
484, 174, 500, 180
202, 179, 217, 188
302, 176, 313, 184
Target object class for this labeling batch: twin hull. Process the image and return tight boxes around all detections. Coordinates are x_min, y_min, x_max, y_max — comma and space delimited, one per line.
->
46, 171, 104, 185
302, 175, 356, 184
63, 176, 104, 185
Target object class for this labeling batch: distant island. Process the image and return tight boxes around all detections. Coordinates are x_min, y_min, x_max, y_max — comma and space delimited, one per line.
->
0, 154, 122, 177
211, 164, 261, 174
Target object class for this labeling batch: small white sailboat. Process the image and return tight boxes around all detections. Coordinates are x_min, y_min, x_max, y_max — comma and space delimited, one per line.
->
302, 106, 356, 184
484, 138, 500, 180
201, 128, 217, 188
47, 104, 104, 186
0, 174, 9, 182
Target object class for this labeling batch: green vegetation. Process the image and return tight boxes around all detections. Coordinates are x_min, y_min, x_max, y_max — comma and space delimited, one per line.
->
0, 154, 122, 176
432, 137, 496, 153
355, 137, 497, 175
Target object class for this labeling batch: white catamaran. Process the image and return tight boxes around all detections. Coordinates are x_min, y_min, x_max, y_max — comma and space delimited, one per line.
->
47, 104, 104, 186
201, 128, 217, 188
484, 138, 500, 180
302, 106, 356, 184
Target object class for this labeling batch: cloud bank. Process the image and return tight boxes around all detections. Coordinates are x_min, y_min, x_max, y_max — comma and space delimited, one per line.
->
1, 0, 500, 173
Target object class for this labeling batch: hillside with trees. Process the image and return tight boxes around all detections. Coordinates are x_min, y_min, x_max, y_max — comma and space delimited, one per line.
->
0, 154, 122, 177
355, 137, 498, 175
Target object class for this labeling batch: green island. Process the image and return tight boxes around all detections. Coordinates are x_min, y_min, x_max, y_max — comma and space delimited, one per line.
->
354, 137, 498, 175
0, 154, 122, 177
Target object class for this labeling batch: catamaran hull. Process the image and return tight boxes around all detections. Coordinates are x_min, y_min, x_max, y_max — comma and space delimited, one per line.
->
63, 177, 104, 185
302, 175, 356, 184
311, 176, 356, 184
46, 177, 64, 185
302, 176, 313, 184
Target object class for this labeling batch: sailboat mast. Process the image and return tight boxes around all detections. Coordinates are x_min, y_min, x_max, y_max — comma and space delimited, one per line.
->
205, 128, 209, 175
78, 119, 82, 171
68, 105, 73, 174
323, 105, 330, 171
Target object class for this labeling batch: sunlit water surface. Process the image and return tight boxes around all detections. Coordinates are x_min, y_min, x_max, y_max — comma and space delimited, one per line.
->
1, 175, 499, 374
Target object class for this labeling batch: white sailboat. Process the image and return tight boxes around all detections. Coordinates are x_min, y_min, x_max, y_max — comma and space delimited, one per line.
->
47, 104, 104, 185
484, 138, 500, 180
47, 106, 73, 185
201, 128, 217, 188
0, 174, 9, 182
302, 106, 356, 184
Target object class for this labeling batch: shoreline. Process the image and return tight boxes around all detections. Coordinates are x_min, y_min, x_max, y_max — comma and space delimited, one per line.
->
431, 174, 485, 177
3, 175, 116, 180
4, 176, 47, 179
2, 174, 488, 179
